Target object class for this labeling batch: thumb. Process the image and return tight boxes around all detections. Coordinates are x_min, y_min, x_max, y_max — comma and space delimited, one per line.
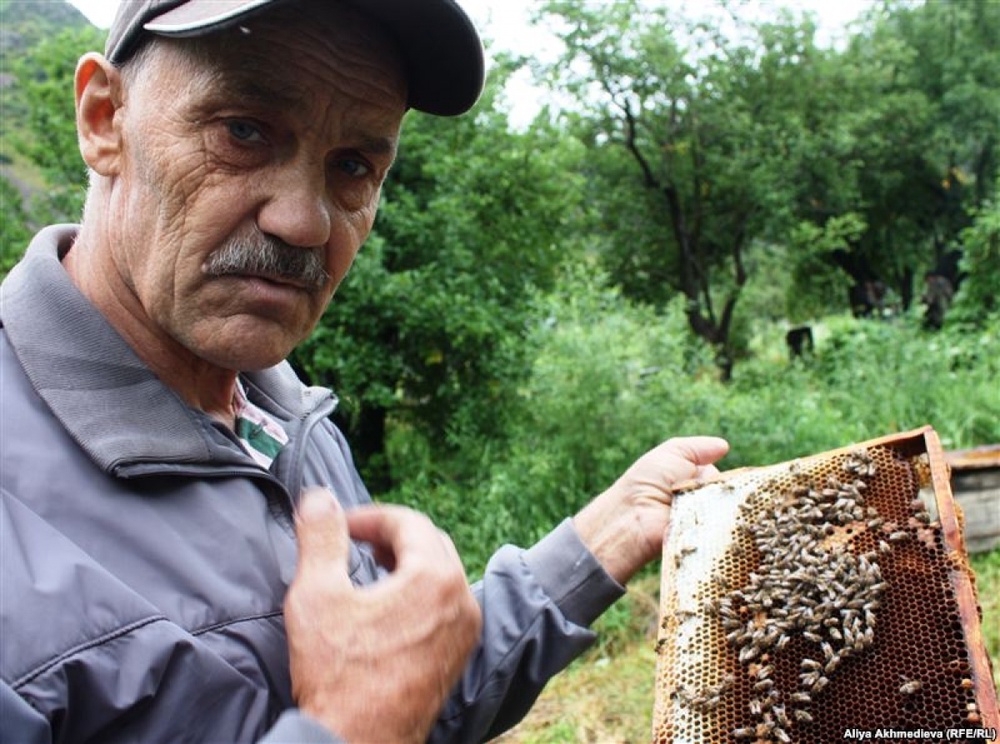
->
294, 487, 351, 583
665, 435, 730, 466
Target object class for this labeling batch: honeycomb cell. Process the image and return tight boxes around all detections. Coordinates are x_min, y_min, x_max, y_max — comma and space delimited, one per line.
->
654, 428, 999, 743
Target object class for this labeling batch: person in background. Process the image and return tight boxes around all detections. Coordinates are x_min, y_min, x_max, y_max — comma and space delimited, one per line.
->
922, 272, 955, 330
0, 1, 728, 741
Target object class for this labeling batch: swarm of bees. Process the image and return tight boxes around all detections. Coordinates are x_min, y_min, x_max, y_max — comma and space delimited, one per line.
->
709, 448, 899, 742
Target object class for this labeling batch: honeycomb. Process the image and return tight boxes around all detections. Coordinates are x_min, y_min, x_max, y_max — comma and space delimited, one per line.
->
654, 427, 999, 743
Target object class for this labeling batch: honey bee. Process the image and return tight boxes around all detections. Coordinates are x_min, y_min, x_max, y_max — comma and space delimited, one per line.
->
794, 709, 815, 723
774, 705, 790, 726
754, 664, 774, 679
899, 679, 922, 695
756, 720, 777, 737
739, 645, 760, 663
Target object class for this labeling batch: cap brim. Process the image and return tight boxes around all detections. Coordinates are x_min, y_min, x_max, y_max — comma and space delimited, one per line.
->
143, 0, 277, 34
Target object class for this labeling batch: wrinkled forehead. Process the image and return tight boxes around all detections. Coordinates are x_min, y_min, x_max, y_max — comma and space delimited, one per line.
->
131, 4, 408, 118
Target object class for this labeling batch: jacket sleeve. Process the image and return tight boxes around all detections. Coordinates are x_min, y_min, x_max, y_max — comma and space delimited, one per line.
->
0, 682, 50, 744
259, 711, 346, 744
431, 518, 625, 743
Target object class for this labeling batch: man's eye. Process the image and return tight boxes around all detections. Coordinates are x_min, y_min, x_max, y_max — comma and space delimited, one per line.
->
337, 158, 371, 178
226, 120, 264, 143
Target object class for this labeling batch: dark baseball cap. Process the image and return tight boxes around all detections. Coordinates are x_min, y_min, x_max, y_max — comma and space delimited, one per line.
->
105, 0, 485, 116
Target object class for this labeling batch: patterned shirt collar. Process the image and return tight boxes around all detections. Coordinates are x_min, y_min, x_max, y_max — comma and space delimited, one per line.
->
233, 378, 290, 469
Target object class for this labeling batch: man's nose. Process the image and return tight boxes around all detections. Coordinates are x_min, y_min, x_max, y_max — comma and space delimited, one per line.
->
256, 162, 332, 249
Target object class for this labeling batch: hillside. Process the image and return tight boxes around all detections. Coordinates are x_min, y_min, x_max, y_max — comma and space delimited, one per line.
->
1, 0, 92, 74
0, 0, 99, 231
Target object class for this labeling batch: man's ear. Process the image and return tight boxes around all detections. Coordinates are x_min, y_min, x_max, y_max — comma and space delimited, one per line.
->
75, 53, 124, 176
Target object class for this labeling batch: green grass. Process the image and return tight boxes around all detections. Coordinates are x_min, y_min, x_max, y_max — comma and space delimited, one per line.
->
491, 576, 661, 744
970, 548, 1000, 690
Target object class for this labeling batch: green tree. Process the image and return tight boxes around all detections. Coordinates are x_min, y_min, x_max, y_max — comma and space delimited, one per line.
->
810, 0, 1000, 311
7, 26, 104, 225
292, 63, 590, 488
538, 1, 841, 377
950, 176, 1000, 325
0, 175, 32, 273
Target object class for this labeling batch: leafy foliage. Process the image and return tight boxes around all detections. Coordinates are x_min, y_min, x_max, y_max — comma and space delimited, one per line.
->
950, 177, 1000, 325
536, 1, 840, 377
385, 272, 999, 574
0, 175, 32, 273
786, 213, 867, 322
4, 25, 104, 232
291, 74, 589, 487
533, 0, 999, 362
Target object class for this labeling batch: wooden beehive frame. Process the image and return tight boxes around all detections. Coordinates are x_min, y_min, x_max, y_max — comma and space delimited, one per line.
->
654, 426, 998, 743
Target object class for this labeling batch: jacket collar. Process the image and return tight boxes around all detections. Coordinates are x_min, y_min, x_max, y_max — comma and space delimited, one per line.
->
0, 225, 334, 474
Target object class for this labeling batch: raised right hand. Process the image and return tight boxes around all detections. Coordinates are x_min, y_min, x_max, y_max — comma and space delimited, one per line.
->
285, 488, 482, 743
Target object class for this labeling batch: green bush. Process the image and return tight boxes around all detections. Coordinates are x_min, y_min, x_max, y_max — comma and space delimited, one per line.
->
385, 285, 999, 577
950, 179, 1000, 325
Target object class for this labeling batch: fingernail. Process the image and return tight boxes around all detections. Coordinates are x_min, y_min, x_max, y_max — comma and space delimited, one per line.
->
298, 488, 336, 517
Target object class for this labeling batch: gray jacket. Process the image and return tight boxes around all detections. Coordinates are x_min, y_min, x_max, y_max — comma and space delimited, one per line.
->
0, 226, 624, 744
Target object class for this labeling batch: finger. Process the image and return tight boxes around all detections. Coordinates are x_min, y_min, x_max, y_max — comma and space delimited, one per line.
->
695, 464, 722, 480
294, 487, 352, 587
346, 505, 456, 572
663, 435, 730, 466
438, 527, 464, 567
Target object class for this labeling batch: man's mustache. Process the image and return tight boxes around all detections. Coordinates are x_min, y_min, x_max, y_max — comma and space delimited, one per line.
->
203, 232, 330, 290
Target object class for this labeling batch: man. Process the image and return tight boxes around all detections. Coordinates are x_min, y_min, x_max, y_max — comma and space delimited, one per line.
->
0, 1, 728, 741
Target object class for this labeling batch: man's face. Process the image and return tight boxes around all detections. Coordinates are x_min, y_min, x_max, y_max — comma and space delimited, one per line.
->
109, 5, 407, 371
